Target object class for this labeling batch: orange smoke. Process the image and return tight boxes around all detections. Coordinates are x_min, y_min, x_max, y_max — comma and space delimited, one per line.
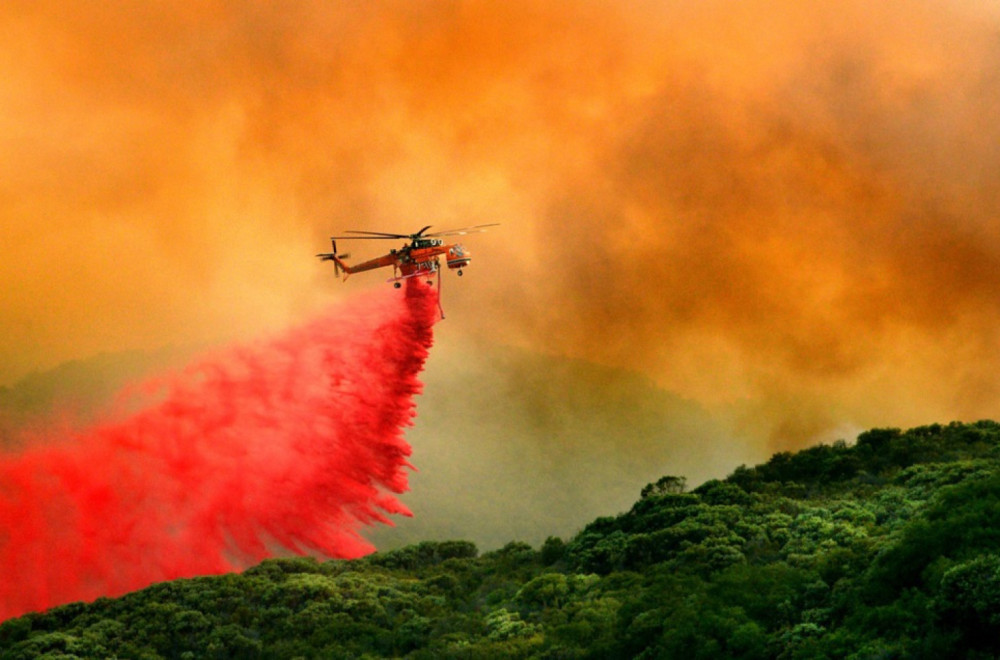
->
4, 1, 1000, 452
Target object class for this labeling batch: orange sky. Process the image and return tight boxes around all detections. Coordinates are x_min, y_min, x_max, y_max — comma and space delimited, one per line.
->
5, 0, 1000, 452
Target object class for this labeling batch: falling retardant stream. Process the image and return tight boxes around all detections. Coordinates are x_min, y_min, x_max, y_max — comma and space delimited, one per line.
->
0, 280, 439, 620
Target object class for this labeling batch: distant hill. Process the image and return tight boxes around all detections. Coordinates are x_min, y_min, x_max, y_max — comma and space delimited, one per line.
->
0, 346, 193, 447
372, 343, 745, 551
4, 420, 1000, 658
0, 343, 747, 551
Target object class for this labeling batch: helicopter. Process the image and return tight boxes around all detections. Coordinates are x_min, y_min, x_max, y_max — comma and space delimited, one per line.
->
317, 224, 498, 288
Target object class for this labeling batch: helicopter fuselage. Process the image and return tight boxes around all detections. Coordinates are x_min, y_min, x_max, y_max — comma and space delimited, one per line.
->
317, 223, 494, 285
331, 241, 471, 281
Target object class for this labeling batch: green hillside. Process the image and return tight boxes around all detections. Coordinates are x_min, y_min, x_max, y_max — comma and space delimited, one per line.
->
4, 421, 1000, 658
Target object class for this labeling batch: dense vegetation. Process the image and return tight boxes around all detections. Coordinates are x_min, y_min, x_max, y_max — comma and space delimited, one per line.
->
5, 420, 1000, 658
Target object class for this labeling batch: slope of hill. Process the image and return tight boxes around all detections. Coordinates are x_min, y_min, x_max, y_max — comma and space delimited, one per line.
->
0, 344, 746, 552
3, 420, 1000, 658
0, 346, 193, 447
374, 342, 744, 551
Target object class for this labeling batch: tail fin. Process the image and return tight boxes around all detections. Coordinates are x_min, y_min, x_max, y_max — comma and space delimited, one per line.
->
317, 239, 352, 279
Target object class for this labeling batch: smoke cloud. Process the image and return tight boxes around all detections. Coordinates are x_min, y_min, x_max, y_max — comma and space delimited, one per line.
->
0, 281, 437, 620
4, 1, 1000, 458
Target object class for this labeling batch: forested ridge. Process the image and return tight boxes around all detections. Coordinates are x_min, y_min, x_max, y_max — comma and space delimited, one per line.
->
5, 420, 1000, 658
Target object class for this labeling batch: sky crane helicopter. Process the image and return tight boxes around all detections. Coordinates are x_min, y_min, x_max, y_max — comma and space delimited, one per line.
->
317, 224, 498, 288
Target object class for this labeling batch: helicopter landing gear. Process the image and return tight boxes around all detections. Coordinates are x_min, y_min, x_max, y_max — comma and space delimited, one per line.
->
393, 282, 401, 289
457, 269, 463, 276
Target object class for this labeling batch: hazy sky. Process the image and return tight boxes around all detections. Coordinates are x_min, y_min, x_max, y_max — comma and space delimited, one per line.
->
4, 0, 1000, 454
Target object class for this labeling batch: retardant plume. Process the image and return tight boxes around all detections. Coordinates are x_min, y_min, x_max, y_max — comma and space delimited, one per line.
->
0, 281, 438, 621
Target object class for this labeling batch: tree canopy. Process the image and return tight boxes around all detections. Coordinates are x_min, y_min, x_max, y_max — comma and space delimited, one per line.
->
5, 420, 1000, 658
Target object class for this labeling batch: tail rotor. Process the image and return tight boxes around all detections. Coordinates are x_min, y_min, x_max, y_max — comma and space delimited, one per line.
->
317, 239, 351, 278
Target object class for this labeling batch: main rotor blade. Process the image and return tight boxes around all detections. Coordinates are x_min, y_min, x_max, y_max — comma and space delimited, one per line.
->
336, 226, 435, 239
424, 223, 500, 238
333, 230, 410, 239
330, 236, 404, 240
331, 223, 495, 241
